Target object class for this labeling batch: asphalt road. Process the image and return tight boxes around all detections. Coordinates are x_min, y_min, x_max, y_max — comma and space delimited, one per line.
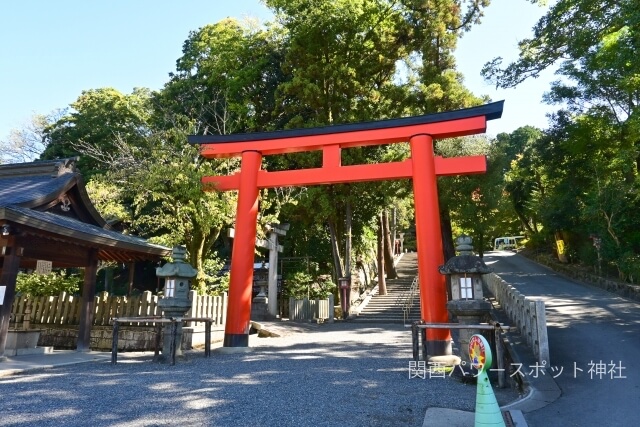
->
484, 251, 640, 427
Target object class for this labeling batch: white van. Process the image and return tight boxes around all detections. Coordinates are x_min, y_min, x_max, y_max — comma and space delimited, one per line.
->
493, 236, 525, 251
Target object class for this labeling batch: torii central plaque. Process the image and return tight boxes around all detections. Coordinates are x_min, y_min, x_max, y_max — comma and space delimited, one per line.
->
190, 101, 503, 355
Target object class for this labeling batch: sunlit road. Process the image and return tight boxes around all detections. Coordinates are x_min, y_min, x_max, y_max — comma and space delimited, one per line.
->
483, 251, 640, 427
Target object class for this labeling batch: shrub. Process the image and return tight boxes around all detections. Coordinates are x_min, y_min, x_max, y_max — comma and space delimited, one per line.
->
16, 271, 82, 297
283, 271, 336, 299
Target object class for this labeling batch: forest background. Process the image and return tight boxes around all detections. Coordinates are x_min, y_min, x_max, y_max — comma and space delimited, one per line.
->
1, 0, 638, 298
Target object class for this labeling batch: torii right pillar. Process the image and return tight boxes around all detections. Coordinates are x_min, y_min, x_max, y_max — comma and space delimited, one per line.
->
411, 133, 451, 356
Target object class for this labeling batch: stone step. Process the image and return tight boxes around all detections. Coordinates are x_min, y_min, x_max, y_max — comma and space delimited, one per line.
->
355, 315, 419, 320
359, 298, 415, 305
355, 310, 419, 317
353, 264, 420, 324
367, 296, 412, 300
358, 312, 407, 316
366, 302, 410, 306
361, 307, 414, 310
365, 300, 408, 304
352, 317, 420, 324
353, 314, 415, 319
363, 306, 414, 310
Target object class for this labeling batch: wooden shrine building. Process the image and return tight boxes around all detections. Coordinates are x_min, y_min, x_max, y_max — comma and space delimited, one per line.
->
0, 158, 171, 358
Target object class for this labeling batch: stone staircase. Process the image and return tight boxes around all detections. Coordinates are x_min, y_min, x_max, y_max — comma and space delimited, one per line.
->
351, 253, 421, 324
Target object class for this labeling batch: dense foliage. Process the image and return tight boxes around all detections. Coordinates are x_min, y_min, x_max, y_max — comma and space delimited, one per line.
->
16, 271, 82, 297
5, 0, 638, 292
483, 0, 640, 281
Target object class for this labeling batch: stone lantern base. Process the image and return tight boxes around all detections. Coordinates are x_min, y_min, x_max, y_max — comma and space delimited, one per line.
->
157, 301, 191, 363
251, 300, 273, 321
447, 299, 491, 366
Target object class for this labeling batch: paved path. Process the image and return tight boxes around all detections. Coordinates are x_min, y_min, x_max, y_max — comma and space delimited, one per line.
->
0, 321, 520, 426
485, 251, 640, 427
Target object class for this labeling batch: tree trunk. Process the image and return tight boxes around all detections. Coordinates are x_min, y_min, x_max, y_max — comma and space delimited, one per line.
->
440, 206, 456, 261
328, 220, 345, 280
477, 232, 485, 258
105, 267, 114, 294
356, 258, 368, 287
383, 209, 398, 279
188, 233, 208, 294
345, 201, 352, 278
392, 207, 397, 254
377, 212, 387, 295
344, 201, 354, 303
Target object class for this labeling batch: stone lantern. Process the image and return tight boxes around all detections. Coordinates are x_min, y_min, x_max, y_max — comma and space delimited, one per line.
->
253, 261, 269, 303
156, 246, 197, 361
439, 235, 492, 366
251, 261, 270, 320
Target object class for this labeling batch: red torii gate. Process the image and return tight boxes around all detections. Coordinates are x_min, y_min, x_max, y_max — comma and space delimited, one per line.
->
190, 101, 503, 354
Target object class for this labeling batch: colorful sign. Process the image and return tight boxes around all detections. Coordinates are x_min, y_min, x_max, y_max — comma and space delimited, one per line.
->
469, 334, 492, 372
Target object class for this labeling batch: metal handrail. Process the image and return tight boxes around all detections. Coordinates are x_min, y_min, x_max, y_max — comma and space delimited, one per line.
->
410, 320, 513, 388
401, 277, 419, 325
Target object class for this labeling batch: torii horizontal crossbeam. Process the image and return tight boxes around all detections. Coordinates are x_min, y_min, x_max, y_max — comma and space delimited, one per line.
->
190, 101, 503, 158
203, 155, 487, 191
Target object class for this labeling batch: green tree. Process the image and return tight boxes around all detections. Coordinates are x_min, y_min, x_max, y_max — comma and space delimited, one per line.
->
499, 127, 546, 235
41, 88, 153, 178
483, 0, 640, 278
437, 136, 503, 255
87, 129, 238, 293
16, 271, 82, 297
158, 18, 287, 135
262, 0, 491, 284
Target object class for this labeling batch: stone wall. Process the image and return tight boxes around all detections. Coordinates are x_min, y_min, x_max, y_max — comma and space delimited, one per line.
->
37, 325, 195, 352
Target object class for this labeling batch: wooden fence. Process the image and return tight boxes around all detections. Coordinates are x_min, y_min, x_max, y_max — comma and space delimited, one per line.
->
10, 290, 227, 327
288, 295, 334, 322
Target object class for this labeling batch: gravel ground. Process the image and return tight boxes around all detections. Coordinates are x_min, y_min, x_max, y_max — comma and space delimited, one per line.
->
0, 322, 521, 427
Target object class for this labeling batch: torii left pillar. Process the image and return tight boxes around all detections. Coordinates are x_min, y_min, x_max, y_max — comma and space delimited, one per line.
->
224, 150, 262, 347
411, 134, 450, 355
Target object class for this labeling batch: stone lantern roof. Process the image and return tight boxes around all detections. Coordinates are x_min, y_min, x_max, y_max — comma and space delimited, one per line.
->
438, 235, 492, 275
156, 246, 198, 279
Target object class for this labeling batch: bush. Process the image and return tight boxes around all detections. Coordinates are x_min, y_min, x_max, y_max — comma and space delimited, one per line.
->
283, 271, 336, 299
200, 256, 230, 296
16, 271, 82, 297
